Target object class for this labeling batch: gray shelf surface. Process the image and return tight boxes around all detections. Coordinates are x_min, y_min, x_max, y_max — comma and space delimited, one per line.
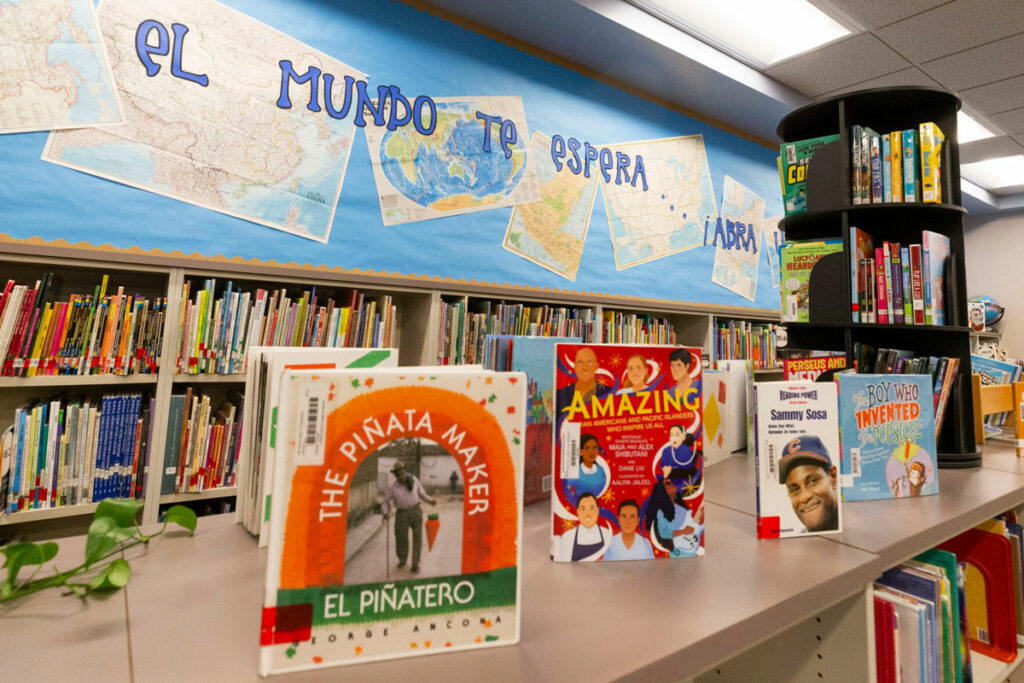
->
3, 440, 1024, 682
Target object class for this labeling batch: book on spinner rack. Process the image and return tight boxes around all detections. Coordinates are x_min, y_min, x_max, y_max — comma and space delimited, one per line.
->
551, 343, 704, 561
260, 367, 524, 675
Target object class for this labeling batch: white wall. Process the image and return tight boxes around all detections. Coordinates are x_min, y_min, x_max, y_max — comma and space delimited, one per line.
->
964, 208, 1024, 357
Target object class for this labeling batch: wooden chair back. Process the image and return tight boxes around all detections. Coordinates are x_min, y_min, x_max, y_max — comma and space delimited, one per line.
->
972, 373, 1024, 456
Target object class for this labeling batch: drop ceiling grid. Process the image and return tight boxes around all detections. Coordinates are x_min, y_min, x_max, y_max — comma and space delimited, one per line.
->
765, 33, 910, 97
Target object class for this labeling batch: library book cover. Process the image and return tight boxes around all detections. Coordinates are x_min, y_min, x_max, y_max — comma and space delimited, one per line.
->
260, 368, 524, 674
754, 381, 842, 539
551, 343, 704, 562
838, 374, 939, 501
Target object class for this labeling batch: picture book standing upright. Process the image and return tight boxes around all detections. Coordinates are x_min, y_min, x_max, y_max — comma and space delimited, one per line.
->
838, 374, 939, 501
551, 343, 704, 561
260, 368, 525, 675
753, 381, 841, 539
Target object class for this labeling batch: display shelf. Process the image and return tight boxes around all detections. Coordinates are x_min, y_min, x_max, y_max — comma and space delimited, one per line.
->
171, 373, 246, 383
159, 487, 237, 504
0, 502, 100, 525
0, 374, 158, 388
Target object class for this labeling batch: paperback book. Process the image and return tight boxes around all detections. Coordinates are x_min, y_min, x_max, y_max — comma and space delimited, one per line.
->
260, 368, 524, 674
753, 381, 841, 539
780, 240, 843, 322
838, 374, 939, 501
779, 134, 839, 216
551, 343, 704, 561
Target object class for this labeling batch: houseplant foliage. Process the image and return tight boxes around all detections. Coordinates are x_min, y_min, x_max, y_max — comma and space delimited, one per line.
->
0, 499, 196, 603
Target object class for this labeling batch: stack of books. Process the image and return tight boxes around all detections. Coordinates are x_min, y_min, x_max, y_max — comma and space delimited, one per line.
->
851, 122, 945, 205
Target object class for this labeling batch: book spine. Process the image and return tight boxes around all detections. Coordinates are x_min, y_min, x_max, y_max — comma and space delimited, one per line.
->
919, 122, 944, 204
900, 247, 912, 325
890, 132, 903, 202
882, 135, 892, 202
890, 244, 905, 324
902, 129, 918, 202
869, 133, 882, 203
874, 248, 889, 324
851, 125, 862, 205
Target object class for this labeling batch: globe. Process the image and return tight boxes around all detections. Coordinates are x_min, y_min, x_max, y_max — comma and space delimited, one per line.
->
969, 295, 1005, 326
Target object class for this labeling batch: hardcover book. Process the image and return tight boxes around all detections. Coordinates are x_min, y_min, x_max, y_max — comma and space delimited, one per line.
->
922, 230, 950, 326
919, 122, 945, 204
780, 134, 839, 216
753, 380, 841, 539
780, 240, 843, 322
551, 343, 704, 561
838, 374, 939, 501
483, 335, 580, 504
260, 368, 524, 674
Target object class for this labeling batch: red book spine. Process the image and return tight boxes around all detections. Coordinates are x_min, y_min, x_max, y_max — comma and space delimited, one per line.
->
874, 247, 889, 324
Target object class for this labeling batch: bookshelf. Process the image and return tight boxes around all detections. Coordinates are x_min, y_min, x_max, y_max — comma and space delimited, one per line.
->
0, 248, 738, 537
777, 86, 978, 466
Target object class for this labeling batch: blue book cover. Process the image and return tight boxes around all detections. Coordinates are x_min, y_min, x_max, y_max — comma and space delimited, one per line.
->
838, 374, 939, 501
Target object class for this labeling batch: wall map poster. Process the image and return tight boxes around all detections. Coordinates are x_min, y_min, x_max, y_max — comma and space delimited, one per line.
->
0, 0, 121, 134
43, 0, 364, 242
0, 0, 783, 314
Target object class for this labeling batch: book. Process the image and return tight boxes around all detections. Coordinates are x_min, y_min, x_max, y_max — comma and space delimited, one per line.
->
851, 125, 863, 205
782, 353, 847, 381
922, 230, 950, 326
882, 133, 893, 203
869, 130, 883, 203
235, 346, 397, 546
877, 566, 943, 681
551, 343, 703, 560
903, 128, 920, 202
850, 227, 874, 322
873, 596, 899, 683
260, 368, 524, 674
919, 122, 945, 204
779, 134, 839, 216
875, 586, 929, 683
890, 131, 904, 202
915, 548, 968, 683
838, 374, 939, 501
780, 240, 843, 322
753, 380, 841, 539
483, 335, 581, 504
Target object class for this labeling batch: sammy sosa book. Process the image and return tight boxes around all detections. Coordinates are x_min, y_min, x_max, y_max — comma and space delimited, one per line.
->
551, 343, 703, 562
260, 368, 524, 674
838, 374, 938, 501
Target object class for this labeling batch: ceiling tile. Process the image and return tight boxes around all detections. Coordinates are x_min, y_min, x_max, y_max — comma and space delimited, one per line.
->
959, 135, 1024, 163
961, 75, 1024, 115
875, 0, 1024, 63
821, 0, 951, 30
990, 108, 1024, 135
922, 33, 1024, 91
817, 67, 940, 98
766, 34, 910, 97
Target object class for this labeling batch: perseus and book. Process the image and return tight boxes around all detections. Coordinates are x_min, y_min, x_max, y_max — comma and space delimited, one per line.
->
233, 339, 940, 674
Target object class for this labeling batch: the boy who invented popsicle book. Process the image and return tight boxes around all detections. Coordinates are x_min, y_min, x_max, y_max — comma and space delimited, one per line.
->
260, 368, 524, 675
551, 343, 704, 562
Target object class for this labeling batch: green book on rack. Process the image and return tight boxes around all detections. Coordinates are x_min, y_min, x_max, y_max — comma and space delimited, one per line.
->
779, 134, 839, 216
780, 240, 843, 322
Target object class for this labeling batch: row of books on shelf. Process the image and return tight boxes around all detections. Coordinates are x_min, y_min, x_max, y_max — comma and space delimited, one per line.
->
0, 393, 152, 515
601, 311, 677, 345
874, 514, 1023, 682
852, 122, 945, 206
176, 279, 396, 375
850, 228, 950, 325
159, 388, 243, 495
436, 299, 596, 365
777, 120, 945, 218
714, 319, 781, 369
0, 275, 165, 377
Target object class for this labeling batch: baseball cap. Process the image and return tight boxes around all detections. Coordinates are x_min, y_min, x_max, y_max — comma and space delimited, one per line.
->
777, 435, 833, 484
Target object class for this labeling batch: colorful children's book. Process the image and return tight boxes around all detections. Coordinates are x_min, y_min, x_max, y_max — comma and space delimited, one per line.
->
903, 128, 920, 202
922, 230, 950, 326
919, 122, 945, 204
782, 353, 847, 381
850, 227, 874, 322
551, 343, 703, 561
484, 335, 581, 504
890, 131, 904, 202
260, 368, 524, 675
780, 240, 843, 322
753, 380, 841, 539
780, 134, 839, 216
838, 374, 939, 501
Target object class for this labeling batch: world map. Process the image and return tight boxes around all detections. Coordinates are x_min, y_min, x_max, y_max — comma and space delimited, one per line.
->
503, 131, 597, 280
0, 0, 120, 134
602, 135, 717, 270
42, 0, 363, 242
365, 96, 539, 225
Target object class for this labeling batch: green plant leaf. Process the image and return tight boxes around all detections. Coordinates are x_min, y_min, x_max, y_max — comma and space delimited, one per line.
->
85, 517, 136, 567
95, 498, 143, 528
1, 542, 59, 585
87, 558, 131, 592
164, 505, 197, 534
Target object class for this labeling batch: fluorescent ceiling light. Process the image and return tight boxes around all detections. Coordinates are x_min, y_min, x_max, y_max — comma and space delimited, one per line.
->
630, 0, 851, 67
958, 112, 996, 144
961, 155, 1024, 192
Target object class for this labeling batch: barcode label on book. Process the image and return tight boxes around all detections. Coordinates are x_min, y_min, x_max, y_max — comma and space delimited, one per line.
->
977, 626, 990, 644
786, 295, 798, 321
542, 474, 552, 492
766, 442, 777, 479
785, 143, 796, 165
851, 447, 861, 477
296, 384, 327, 466
560, 420, 581, 479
